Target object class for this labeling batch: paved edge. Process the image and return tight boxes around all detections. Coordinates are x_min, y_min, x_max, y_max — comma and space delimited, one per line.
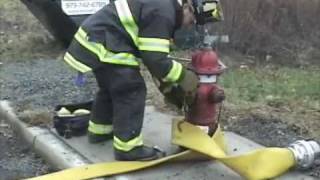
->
0, 100, 90, 170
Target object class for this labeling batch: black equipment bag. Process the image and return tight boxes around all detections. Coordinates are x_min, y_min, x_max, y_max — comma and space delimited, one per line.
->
53, 101, 93, 139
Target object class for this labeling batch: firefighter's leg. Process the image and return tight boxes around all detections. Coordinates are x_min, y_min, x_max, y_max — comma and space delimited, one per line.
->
88, 67, 114, 143
108, 65, 160, 161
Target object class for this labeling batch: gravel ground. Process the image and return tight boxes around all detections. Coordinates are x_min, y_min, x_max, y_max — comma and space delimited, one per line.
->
0, 59, 319, 178
0, 59, 164, 112
0, 59, 97, 111
0, 120, 51, 180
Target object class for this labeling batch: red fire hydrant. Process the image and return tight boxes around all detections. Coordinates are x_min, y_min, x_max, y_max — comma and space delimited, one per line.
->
186, 48, 225, 135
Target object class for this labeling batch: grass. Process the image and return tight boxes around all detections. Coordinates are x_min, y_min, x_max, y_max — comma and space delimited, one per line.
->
220, 66, 320, 109
218, 66, 320, 138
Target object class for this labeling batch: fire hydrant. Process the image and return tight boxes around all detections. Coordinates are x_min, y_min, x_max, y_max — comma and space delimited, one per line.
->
186, 48, 225, 135
184, 48, 320, 169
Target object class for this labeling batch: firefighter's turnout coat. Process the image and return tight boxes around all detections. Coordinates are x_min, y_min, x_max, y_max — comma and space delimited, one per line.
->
64, 0, 184, 152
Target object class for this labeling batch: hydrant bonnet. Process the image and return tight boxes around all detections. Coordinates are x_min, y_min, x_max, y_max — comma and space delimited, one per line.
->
190, 49, 223, 75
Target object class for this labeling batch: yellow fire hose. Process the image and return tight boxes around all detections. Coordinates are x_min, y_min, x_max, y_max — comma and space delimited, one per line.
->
28, 119, 297, 180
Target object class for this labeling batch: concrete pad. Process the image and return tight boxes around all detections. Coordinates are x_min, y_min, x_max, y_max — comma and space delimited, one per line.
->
0, 101, 316, 180
58, 106, 314, 180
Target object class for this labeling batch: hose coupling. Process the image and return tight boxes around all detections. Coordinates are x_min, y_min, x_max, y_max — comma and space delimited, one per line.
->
288, 140, 320, 169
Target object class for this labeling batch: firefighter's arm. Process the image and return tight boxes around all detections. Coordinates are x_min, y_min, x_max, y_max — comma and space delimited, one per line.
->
138, 15, 198, 107
138, 13, 179, 82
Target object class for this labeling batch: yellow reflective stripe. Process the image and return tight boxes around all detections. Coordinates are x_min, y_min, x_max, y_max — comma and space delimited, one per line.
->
75, 28, 106, 60
75, 27, 139, 66
138, 38, 170, 45
211, 4, 223, 20
101, 52, 139, 66
113, 134, 143, 152
163, 60, 183, 82
138, 38, 170, 53
64, 52, 92, 73
88, 121, 113, 135
115, 0, 139, 46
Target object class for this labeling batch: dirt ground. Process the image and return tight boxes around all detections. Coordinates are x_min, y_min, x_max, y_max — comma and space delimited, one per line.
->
0, 59, 319, 179
0, 0, 61, 62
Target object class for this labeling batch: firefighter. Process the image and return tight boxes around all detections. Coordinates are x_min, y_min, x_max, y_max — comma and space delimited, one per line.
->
64, 0, 223, 161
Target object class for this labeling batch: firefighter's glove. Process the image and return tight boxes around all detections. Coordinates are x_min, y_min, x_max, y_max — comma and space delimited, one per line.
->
156, 69, 198, 109
162, 84, 185, 109
74, 72, 86, 86
153, 68, 199, 109
152, 77, 181, 109
177, 69, 199, 106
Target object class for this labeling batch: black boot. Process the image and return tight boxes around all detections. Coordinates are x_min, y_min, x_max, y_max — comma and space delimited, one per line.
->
114, 146, 163, 161
88, 132, 113, 144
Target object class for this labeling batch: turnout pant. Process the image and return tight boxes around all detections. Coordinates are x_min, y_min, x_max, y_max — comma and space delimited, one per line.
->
89, 63, 146, 151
